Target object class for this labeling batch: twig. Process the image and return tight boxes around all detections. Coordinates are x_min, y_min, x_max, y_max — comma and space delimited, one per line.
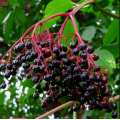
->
93, 3, 120, 19
35, 95, 120, 119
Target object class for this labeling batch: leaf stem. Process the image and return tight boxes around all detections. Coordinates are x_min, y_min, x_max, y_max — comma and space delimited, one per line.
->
71, 0, 95, 15
35, 95, 120, 119
93, 3, 120, 19
35, 101, 74, 119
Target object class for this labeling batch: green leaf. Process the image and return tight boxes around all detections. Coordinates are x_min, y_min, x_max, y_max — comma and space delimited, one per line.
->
103, 19, 119, 45
114, 74, 119, 84
97, 27, 108, 33
94, 50, 116, 73
81, 26, 96, 41
27, 88, 35, 102
45, 0, 74, 18
8, 0, 16, 5
15, 6, 27, 27
3, 12, 14, 39
100, 43, 119, 58
0, 92, 5, 105
0, 8, 8, 24
21, 78, 34, 91
17, 0, 25, 7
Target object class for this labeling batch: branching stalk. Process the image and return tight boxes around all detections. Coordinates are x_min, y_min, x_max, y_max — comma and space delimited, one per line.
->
35, 95, 120, 119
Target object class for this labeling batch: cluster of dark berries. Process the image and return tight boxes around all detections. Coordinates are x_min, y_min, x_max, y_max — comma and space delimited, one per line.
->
0, 29, 117, 119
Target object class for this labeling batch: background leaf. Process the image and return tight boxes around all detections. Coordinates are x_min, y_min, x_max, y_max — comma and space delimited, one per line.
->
3, 12, 14, 39
81, 26, 96, 41
103, 19, 119, 45
94, 50, 116, 73
15, 6, 27, 27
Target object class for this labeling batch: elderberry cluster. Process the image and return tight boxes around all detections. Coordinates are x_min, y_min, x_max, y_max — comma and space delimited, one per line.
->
0, 30, 117, 119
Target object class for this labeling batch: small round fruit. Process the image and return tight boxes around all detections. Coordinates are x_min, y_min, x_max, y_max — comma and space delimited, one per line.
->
79, 44, 86, 50
33, 93, 39, 99
87, 46, 94, 54
111, 103, 117, 110
1, 83, 6, 89
92, 54, 99, 61
101, 77, 107, 84
112, 112, 117, 118
70, 42, 76, 49
68, 109, 73, 114
26, 74, 31, 79
103, 69, 109, 76
101, 100, 108, 107
7, 64, 12, 70
73, 48, 79, 55
25, 42, 32, 49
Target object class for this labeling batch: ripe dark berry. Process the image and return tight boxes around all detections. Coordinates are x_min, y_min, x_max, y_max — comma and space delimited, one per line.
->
89, 74, 95, 81
68, 93, 76, 101
39, 66, 44, 73
34, 59, 40, 65
73, 67, 80, 73
13, 65, 17, 71
73, 105, 79, 111
100, 85, 106, 92
32, 65, 39, 73
43, 85, 49, 91
35, 83, 41, 89
17, 43, 25, 52
22, 63, 30, 69
5, 71, 11, 78
111, 103, 117, 110
73, 48, 79, 55
44, 74, 52, 81
80, 51, 87, 59
68, 109, 73, 114
53, 47, 59, 54
81, 59, 88, 65
112, 112, 117, 118
87, 46, 94, 54
26, 74, 31, 79
79, 44, 86, 50
70, 42, 76, 49
40, 42, 45, 47
46, 97, 52, 104
26, 55, 33, 62
38, 88, 43, 93
21, 56, 27, 62
59, 51, 66, 58
95, 76, 101, 82
33, 93, 39, 99
1, 83, 6, 89
86, 116, 91, 119
26, 51, 31, 55
32, 77, 39, 84
101, 77, 107, 84
0, 64, 6, 71
25, 42, 32, 49
103, 69, 109, 76
7, 64, 12, 70
93, 65, 100, 72
31, 51, 38, 59
37, 41, 40, 45
11, 70, 16, 76
92, 54, 99, 61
